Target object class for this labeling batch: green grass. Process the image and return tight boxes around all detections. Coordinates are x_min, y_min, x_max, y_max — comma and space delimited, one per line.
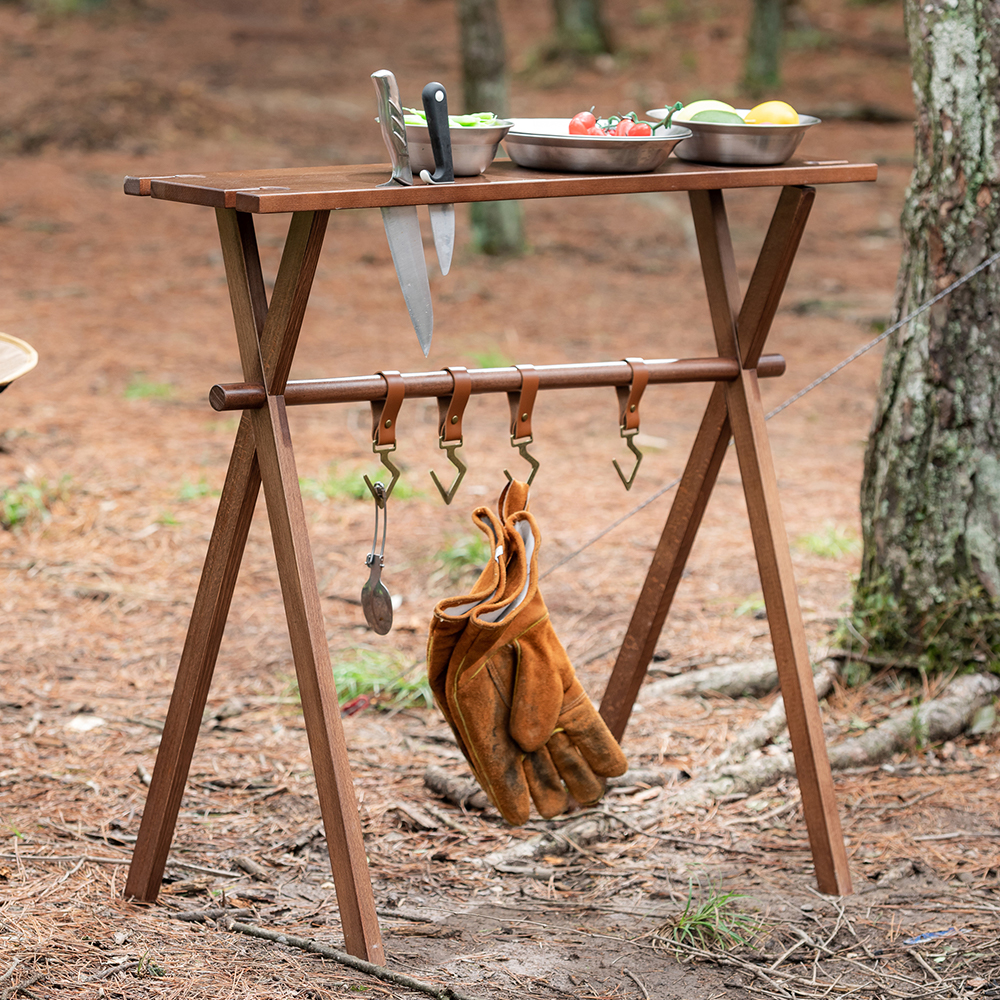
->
467, 348, 513, 370
124, 374, 173, 400
300, 463, 417, 503
332, 649, 431, 708
285, 649, 431, 709
659, 881, 759, 953
435, 534, 492, 586
0, 476, 70, 530
177, 478, 219, 501
795, 523, 860, 559
734, 596, 766, 617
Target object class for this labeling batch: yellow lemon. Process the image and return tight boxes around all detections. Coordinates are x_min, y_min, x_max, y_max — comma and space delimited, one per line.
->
743, 100, 799, 124
673, 99, 737, 122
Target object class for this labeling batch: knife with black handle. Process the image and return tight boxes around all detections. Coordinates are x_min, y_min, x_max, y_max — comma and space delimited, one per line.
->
419, 81, 455, 277
372, 69, 433, 356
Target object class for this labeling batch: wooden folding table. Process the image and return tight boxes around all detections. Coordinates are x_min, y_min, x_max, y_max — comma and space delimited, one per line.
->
122, 155, 877, 963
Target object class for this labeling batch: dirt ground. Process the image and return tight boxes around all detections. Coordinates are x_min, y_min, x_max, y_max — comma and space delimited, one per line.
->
1, 0, 999, 996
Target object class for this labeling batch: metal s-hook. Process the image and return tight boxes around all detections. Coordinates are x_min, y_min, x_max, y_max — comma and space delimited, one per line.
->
429, 366, 472, 504
612, 357, 649, 491
503, 364, 540, 486
363, 370, 406, 507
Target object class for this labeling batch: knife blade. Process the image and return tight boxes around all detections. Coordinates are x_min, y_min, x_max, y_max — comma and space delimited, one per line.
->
371, 69, 433, 357
418, 81, 455, 277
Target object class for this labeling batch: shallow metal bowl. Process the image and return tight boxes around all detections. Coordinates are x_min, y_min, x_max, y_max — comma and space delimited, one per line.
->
503, 118, 692, 173
405, 121, 513, 176
648, 108, 820, 166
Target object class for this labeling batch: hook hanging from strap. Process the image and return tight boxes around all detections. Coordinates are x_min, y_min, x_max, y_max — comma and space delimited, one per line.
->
504, 363, 540, 486
612, 357, 649, 491
363, 370, 405, 507
429, 366, 472, 505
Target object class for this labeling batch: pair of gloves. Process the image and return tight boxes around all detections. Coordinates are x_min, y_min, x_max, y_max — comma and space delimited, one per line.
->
427, 480, 627, 825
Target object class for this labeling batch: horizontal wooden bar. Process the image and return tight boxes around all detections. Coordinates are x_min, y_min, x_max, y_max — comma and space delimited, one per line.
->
208, 354, 786, 411
125, 159, 877, 214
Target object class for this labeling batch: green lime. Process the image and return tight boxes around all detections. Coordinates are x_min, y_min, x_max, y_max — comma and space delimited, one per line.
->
690, 109, 746, 124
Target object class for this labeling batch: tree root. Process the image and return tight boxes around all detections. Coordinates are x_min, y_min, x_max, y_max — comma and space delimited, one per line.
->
640, 656, 787, 700
482, 671, 1000, 870
223, 919, 481, 1000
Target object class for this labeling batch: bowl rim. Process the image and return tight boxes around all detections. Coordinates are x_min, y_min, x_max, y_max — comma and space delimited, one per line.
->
404, 119, 514, 131
505, 118, 692, 144
647, 108, 821, 129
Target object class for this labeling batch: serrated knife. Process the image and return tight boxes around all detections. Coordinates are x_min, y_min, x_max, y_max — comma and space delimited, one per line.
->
418, 81, 455, 277
371, 69, 433, 357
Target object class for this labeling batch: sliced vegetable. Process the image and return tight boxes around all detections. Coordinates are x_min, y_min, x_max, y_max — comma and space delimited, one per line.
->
404, 108, 503, 127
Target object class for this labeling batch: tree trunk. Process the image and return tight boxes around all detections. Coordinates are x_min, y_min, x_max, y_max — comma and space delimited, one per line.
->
743, 0, 785, 98
551, 0, 612, 58
457, 0, 525, 256
857, 0, 1000, 664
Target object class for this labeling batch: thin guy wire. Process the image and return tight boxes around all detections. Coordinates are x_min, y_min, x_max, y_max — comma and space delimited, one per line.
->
541, 248, 1000, 579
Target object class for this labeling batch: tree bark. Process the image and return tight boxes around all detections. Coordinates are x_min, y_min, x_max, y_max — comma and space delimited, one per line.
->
743, 0, 786, 98
457, 0, 525, 256
551, 0, 612, 58
858, 0, 1000, 662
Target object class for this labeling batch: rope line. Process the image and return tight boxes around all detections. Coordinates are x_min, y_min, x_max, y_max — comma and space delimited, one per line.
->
541, 248, 1000, 579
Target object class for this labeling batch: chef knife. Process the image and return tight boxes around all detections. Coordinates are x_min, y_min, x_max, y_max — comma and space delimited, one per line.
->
371, 69, 433, 357
418, 81, 455, 277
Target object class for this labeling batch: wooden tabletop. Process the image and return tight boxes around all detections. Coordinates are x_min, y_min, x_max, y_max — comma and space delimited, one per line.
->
124, 158, 877, 214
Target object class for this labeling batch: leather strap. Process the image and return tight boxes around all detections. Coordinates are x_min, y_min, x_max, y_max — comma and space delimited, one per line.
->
616, 358, 648, 434
507, 364, 539, 444
437, 366, 472, 444
371, 370, 405, 450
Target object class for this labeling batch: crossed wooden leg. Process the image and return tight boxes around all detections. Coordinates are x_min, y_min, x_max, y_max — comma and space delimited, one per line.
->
599, 186, 853, 896
125, 209, 384, 962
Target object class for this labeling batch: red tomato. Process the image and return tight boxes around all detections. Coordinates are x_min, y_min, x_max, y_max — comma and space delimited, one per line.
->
627, 121, 652, 136
613, 118, 632, 136
569, 111, 597, 134
586, 125, 606, 135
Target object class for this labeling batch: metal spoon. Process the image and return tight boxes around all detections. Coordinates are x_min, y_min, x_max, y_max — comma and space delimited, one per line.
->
360, 482, 393, 635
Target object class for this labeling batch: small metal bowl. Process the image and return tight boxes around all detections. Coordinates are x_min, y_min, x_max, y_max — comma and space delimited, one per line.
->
648, 108, 820, 166
503, 118, 691, 173
405, 121, 513, 176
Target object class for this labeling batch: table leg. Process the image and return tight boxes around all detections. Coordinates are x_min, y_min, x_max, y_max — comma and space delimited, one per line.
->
251, 395, 384, 962
726, 367, 853, 895
125, 412, 260, 900
601, 186, 814, 739
600, 184, 851, 895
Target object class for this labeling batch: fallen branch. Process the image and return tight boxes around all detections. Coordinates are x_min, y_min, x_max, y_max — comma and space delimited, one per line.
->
712, 660, 838, 769
423, 766, 491, 811
640, 657, 785, 701
482, 672, 1000, 870
224, 919, 481, 1000
665, 671, 1000, 809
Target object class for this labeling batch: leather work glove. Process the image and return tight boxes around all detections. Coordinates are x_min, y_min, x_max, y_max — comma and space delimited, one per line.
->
436, 480, 627, 825
426, 505, 507, 759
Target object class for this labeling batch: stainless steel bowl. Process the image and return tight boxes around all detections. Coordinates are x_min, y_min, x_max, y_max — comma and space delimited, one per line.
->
405, 121, 513, 176
503, 118, 692, 173
647, 108, 820, 166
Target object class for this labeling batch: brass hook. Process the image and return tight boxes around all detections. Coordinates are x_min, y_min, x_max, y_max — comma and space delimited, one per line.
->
364, 450, 401, 508
612, 431, 643, 490
363, 370, 405, 507
612, 358, 649, 492
503, 364, 540, 486
430, 444, 468, 504
429, 366, 472, 505
504, 440, 539, 486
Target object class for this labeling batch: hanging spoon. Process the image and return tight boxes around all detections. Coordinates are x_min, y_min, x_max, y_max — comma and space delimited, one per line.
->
360, 482, 393, 635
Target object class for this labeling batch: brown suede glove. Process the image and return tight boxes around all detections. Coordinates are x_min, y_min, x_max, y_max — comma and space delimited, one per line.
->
440, 481, 627, 825
426, 505, 506, 758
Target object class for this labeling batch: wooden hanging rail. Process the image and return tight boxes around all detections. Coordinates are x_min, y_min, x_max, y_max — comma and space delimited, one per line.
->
209, 353, 786, 410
